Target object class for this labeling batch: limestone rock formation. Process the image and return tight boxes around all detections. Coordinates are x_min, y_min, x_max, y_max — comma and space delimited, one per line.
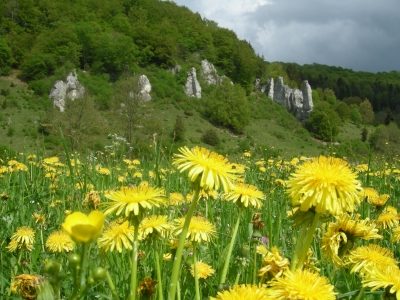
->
201, 59, 219, 85
138, 75, 152, 101
184, 67, 201, 98
170, 65, 182, 74
49, 70, 85, 112
255, 76, 313, 122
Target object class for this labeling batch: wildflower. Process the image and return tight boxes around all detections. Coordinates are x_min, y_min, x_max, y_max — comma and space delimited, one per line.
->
391, 226, 400, 243
45, 231, 75, 253
137, 277, 157, 298
163, 253, 172, 261
11, 274, 44, 300
62, 211, 105, 243
223, 183, 265, 209
362, 264, 400, 299
133, 172, 143, 178
169, 192, 185, 206
321, 214, 382, 267
210, 284, 270, 300
139, 215, 172, 240
82, 190, 101, 210
11, 226, 35, 249
267, 269, 336, 300
286, 156, 362, 216
174, 216, 217, 243
172, 146, 240, 192
98, 221, 134, 253
190, 261, 215, 279
97, 167, 111, 175
376, 208, 399, 230
32, 213, 46, 225
103, 185, 166, 217
257, 246, 290, 278
346, 244, 397, 275
371, 194, 390, 209
363, 187, 379, 202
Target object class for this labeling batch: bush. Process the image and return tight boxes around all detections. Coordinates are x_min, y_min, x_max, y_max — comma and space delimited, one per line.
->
201, 128, 220, 146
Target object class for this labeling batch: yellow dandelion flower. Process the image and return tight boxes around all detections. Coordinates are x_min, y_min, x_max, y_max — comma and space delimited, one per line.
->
257, 246, 290, 278
321, 214, 382, 267
174, 216, 217, 243
243, 151, 251, 158
167, 238, 192, 249
190, 261, 215, 279
43, 156, 59, 164
82, 190, 101, 211
356, 164, 369, 172
286, 156, 362, 215
103, 185, 166, 217
139, 215, 172, 240
118, 175, 126, 182
169, 192, 185, 206
210, 284, 270, 300
132, 159, 140, 165
267, 269, 336, 300
362, 264, 400, 298
259, 166, 266, 173
346, 244, 397, 275
62, 211, 105, 243
45, 231, 75, 253
163, 253, 172, 261
133, 172, 143, 178
32, 213, 46, 225
223, 183, 265, 209
256, 245, 268, 256
376, 209, 399, 230
98, 221, 134, 253
371, 194, 390, 209
11, 274, 44, 300
391, 226, 400, 243
139, 181, 149, 187
97, 167, 111, 175
290, 157, 299, 166
363, 187, 379, 202
11, 226, 35, 247
172, 146, 240, 192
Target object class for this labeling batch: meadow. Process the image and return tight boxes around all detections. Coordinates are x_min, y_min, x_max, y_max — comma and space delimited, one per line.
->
1, 139, 399, 300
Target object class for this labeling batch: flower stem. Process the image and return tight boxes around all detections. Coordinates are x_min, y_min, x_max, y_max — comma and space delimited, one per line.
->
219, 207, 244, 285
106, 269, 119, 300
193, 243, 200, 300
155, 249, 163, 300
295, 213, 321, 269
168, 186, 201, 300
290, 223, 308, 271
129, 218, 140, 300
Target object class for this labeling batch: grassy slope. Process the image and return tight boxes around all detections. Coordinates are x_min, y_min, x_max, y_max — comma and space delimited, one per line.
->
0, 71, 374, 160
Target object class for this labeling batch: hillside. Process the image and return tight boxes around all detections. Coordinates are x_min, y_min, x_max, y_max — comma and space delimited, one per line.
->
0, 0, 398, 160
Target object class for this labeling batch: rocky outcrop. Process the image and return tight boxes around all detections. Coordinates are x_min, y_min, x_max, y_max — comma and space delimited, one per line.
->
49, 70, 85, 112
256, 76, 313, 122
201, 59, 230, 85
138, 75, 151, 101
184, 67, 201, 98
170, 65, 182, 74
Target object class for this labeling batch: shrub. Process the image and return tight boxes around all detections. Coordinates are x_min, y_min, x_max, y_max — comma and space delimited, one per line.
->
201, 128, 220, 146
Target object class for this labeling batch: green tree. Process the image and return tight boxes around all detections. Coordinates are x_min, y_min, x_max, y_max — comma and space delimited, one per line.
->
359, 99, 374, 124
306, 109, 339, 141
0, 38, 12, 70
384, 109, 395, 125
201, 128, 220, 146
204, 78, 250, 133
361, 127, 368, 142
335, 101, 350, 121
349, 105, 362, 124
171, 115, 186, 142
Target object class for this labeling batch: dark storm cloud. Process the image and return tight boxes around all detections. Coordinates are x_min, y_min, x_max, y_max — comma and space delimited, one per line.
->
173, 0, 400, 72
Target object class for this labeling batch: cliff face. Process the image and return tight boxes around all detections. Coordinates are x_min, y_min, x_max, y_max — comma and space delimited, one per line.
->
260, 76, 313, 122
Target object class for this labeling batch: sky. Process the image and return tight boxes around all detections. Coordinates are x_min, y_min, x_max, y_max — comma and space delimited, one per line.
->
172, 0, 400, 73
